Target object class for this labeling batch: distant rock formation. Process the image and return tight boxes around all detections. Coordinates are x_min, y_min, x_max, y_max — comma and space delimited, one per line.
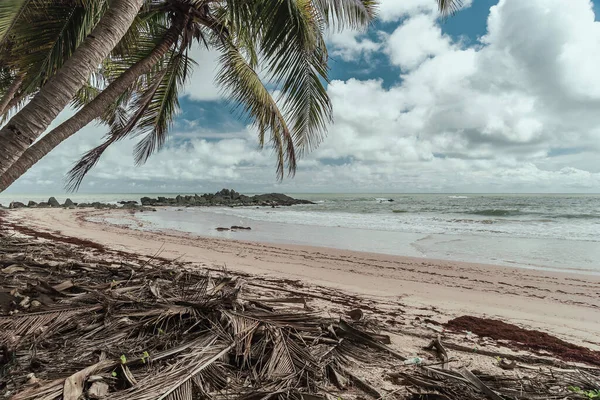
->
2, 189, 312, 211
140, 189, 313, 208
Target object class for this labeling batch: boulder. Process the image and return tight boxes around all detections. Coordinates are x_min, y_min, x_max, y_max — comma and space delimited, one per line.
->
215, 227, 230, 231
9, 201, 26, 209
176, 195, 185, 205
119, 200, 138, 205
217, 188, 231, 197
63, 198, 75, 207
37, 202, 49, 208
27, 201, 38, 207
231, 226, 251, 230
48, 197, 61, 207
140, 197, 156, 206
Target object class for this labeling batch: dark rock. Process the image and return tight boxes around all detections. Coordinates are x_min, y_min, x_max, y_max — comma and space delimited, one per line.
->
77, 203, 90, 208
9, 201, 26, 209
63, 198, 75, 207
216, 188, 231, 197
231, 226, 251, 230
37, 202, 49, 208
215, 227, 230, 231
48, 197, 61, 207
140, 197, 156, 206
388, 199, 394, 202
134, 190, 314, 209
119, 201, 138, 205
27, 201, 37, 207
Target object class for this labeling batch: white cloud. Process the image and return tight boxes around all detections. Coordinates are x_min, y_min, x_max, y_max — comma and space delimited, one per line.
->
385, 14, 451, 70
377, 0, 473, 22
182, 45, 222, 101
328, 30, 381, 61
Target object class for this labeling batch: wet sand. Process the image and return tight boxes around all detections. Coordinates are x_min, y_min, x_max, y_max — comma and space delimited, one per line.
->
7, 207, 600, 347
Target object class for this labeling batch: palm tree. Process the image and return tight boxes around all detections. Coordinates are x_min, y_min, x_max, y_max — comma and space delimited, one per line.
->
0, 0, 460, 192
0, 0, 146, 176
0, 6, 185, 191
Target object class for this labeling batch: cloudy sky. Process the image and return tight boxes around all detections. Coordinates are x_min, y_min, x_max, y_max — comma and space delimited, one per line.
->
6, 0, 600, 194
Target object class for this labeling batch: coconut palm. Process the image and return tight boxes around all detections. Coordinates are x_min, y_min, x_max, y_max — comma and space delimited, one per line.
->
0, 0, 460, 192
0, 0, 146, 176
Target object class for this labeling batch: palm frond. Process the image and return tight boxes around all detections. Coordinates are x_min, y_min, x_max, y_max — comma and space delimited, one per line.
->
252, 0, 333, 159
311, 0, 378, 31
438, 0, 463, 17
10, 0, 108, 94
216, 40, 296, 179
65, 68, 168, 192
110, 337, 234, 400
0, 0, 29, 50
132, 48, 193, 165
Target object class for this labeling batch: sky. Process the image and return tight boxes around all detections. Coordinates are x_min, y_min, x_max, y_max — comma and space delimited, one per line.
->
5, 0, 600, 194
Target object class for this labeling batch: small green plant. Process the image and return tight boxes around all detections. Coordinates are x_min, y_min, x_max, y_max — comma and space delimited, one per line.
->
120, 354, 127, 364
141, 351, 150, 364
569, 386, 600, 399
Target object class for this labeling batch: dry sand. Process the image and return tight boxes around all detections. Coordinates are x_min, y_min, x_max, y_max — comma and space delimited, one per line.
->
7, 207, 600, 348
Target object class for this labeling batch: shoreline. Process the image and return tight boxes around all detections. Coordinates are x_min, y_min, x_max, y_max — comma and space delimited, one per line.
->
6, 207, 600, 347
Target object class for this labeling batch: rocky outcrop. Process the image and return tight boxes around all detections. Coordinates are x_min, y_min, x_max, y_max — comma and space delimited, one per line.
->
6, 189, 311, 212
63, 198, 75, 207
141, 189, 313, 208
48, 197, 61, 207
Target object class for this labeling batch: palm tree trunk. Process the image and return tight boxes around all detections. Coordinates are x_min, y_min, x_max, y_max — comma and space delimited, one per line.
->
0, 74, 23, 117
0, 25, 183, 192
0, 0, 145, 177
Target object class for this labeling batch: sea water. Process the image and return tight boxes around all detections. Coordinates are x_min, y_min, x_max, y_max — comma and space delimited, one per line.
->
2, 193, 599, 274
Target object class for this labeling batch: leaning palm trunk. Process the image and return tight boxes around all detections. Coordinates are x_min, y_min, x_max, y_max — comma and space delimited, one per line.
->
0, 25, 183, 192
0, 74, 23, 116
0, 0, 145, 177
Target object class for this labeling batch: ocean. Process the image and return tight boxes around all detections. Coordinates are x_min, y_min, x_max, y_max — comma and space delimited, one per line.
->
2, 193, 599, 274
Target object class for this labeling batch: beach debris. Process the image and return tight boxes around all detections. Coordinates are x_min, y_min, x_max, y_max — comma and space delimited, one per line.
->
1, 216, 599, 400
403, 357, 424, 365
446, 315, 600, 366
425, 335, 449, 369
347, 308, 364, 321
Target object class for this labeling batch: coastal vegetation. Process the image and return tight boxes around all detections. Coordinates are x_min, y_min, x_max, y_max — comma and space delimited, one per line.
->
0, 0, 388, 192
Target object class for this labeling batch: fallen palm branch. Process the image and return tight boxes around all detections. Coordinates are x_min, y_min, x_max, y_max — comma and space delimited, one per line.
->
1, 219, 599, 399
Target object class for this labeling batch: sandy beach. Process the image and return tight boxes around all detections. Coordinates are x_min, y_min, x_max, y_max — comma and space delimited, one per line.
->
6, 207, 600, 347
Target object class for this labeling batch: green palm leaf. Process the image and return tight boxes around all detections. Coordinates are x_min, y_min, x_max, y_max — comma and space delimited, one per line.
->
0, 0, 29, 49
10, 0, 108, 94
255, 0, 332, 156
133, 48, 193, 165
217, 39, 296, 179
